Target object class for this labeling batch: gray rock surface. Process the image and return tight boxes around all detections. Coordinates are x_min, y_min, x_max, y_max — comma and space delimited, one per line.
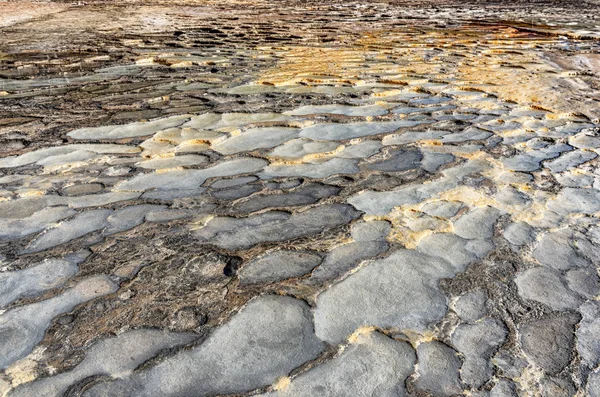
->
453, 206, 502, 240
314, 249, 460, 344
504, 222, 536, 246
239, 250, 323, 284
421, 200, 463, 218
350, 220, 391, 242
232, 183, 340, 213
414, 341, 462, 396
116, 157, 268, 192
300, 121, 426, 141
0, 251, 90, 308
541, 377, 577, 397
490, 379, 517, 397
194, 204, 360, 250
549, 187, 600, 214
519, 313, 579, 374
417, 233, 494, 269
588, 370, 600, 397
9, 329, 198, 397
565, 267, 600, 299
0, 206, 76, 241
421, 151, 455, 172
577, 301, 600, 369
22, 209, 114, 253
260, 158, 360, 179
68, 115, 190, 140
365, 148, 422, 172
83, 295, 324, 396
544, 150, 597, 173
262, 331, 416, 397
2, 9, 600, 397
515, 267, 583, 311
307, 240, 389, 284
0, 276, 117, 369
454, 290, 488, 322
104, 205, 167, 235
533, 230, 591, 271
213, 127, 299, 155
451, 318, 507, 388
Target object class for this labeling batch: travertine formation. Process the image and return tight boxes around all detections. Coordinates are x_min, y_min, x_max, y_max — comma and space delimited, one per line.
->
1, 0, 600, 396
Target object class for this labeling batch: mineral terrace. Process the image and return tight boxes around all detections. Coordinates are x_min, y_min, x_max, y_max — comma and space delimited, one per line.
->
1, 0, 600, 396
